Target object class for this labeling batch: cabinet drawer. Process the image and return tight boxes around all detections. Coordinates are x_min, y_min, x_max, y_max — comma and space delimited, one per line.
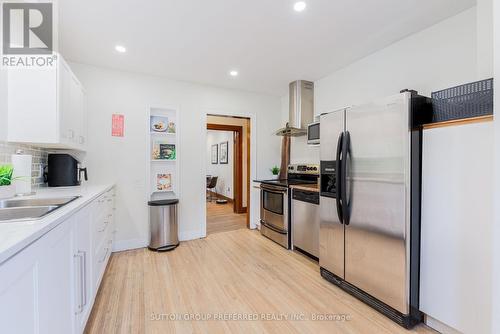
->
92, 193, 113, 236
93, 238, 112, 292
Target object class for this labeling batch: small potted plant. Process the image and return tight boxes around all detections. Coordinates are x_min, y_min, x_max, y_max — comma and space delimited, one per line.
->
270, 166, 280, 179
0, 165, 16, 199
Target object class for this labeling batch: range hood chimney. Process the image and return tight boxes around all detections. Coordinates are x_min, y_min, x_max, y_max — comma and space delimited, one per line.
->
276, 80, 314, 136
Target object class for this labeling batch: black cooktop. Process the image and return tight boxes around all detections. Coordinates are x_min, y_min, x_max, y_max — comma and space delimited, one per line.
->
256, 179, 318, 188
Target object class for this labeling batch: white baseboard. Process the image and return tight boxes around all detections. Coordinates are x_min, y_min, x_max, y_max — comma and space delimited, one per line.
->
425, 314, 462, 334
179, 230, 204, 241
112, 238, 148, 252
112, 230, 206, 252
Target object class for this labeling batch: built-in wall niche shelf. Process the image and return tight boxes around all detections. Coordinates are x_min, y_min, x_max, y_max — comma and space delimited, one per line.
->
148, 107, 179, 199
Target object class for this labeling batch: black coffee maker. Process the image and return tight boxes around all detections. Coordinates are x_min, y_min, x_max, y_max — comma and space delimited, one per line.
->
45, 154, 88, 187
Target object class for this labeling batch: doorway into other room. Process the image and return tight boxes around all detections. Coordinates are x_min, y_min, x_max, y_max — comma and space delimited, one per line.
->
206, 115, 250, 235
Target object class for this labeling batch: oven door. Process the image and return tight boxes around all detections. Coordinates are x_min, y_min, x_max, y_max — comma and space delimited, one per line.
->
260, 184, 288, 232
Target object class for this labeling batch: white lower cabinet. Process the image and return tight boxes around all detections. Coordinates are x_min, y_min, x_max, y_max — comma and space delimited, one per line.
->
73, 204, 93, 334
92, 190, 115, 292
0, 217, 74, 334
0, 187, 115, 334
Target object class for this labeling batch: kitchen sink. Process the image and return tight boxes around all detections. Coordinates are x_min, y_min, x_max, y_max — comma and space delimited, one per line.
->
0, 196, 79, 209
0, 206, 59, 222
0, 196, 80, 223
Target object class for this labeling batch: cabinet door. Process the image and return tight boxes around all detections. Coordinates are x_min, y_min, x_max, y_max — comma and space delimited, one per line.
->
38, 219, 74, 334
0, 240, 41, 334
0, 219, 74, 334
69, 74, 80, 146
7, 66, 58, 144
59, 59, 73, 146
76, 85, 87, 150
73, 205, 93, 334
59, 57, 86, 150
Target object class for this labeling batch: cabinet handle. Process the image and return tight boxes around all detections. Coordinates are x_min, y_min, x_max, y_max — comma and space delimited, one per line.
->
68, 129, 75, 139
79, 136, 85, 144
80, 250, 87, 308
74, 252, 84, 314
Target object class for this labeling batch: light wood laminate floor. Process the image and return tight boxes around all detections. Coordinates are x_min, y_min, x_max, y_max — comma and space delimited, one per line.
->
85, 229, 434, 334
206, 201, 247, 235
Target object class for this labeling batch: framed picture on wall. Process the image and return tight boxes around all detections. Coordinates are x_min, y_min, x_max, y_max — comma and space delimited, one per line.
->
211, 144, 218, 164
219, 141, 228, 164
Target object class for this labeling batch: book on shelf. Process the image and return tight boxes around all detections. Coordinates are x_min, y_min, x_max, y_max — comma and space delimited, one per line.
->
152, 141, 176, 160
156, 173, 172, 191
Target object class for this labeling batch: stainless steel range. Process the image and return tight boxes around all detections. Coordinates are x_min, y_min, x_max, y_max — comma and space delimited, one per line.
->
258, 164, 319, 249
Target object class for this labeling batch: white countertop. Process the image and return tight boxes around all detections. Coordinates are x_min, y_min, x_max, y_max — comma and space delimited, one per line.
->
0, 184, 114, 265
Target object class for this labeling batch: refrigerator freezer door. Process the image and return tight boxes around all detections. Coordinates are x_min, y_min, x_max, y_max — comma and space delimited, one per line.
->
344, 93, 411, 314
319, 110, 345, 278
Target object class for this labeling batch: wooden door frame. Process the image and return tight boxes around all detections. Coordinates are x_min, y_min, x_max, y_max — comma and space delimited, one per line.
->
207, 123, 246, 215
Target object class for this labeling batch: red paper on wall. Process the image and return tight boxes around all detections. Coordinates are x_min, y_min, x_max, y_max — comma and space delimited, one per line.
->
112, 114, 124, 137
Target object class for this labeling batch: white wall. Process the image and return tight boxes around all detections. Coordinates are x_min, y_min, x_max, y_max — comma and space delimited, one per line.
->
314, 7, 478, 116
493, 0, 500, 332
477, 0, 493, 79
70, 63, 282, 249
206, 130, 233, 199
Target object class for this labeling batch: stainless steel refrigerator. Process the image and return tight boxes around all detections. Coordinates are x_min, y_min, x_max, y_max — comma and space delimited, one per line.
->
319, 91, 431, 328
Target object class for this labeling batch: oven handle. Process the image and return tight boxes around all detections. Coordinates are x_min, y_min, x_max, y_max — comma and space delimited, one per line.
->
260, 220, 287, 234
260, 185, 288, 193
261, 190, 287, 197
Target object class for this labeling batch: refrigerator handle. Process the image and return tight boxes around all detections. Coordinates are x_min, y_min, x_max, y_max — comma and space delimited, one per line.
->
335, 132, 344, 224
341, 131, 351, 225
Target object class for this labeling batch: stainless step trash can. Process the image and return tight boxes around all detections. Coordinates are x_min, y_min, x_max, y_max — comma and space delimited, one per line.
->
148, 199, 179, 251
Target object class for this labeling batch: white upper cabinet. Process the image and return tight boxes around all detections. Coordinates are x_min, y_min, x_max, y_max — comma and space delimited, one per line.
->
7, 54, 87, 151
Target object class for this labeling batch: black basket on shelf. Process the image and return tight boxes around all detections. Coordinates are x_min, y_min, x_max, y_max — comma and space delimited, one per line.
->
431, 78, 493, 123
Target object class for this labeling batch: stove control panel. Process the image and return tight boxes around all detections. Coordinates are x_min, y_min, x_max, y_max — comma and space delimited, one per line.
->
288, 164, 319, 175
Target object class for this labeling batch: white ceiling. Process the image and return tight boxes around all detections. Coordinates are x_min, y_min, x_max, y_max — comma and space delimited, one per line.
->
59, 0, 476, 96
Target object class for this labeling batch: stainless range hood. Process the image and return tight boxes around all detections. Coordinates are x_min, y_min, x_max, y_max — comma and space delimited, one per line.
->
276, 80, 314, 136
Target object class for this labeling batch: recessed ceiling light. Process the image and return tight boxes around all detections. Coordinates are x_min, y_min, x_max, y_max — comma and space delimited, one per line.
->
229, 70, 238, 77
115, 45, 126, 53
294, 1, 306, 12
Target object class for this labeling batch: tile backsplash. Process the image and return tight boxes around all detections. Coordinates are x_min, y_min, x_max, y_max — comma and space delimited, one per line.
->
0, 141, 48, 187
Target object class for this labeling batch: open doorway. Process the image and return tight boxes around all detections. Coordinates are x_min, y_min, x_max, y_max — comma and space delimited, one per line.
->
206, 115, 250, 235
